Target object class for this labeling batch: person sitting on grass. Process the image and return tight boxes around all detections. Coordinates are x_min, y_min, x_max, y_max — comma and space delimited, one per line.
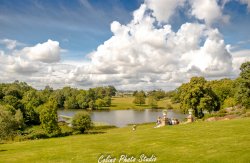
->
156, 116, 161, 126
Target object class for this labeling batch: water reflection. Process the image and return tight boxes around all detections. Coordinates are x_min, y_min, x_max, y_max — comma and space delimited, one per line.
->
58, 109, 187, 127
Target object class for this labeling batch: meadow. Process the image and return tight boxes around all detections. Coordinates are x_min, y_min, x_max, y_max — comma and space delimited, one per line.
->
0, 118, 249, 163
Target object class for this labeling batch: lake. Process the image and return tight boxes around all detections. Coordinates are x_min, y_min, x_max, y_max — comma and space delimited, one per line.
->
58, 109, 187, 127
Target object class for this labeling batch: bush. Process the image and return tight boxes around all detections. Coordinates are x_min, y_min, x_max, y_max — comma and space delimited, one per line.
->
216, 109, 227, 117
72, 111, 92, 133
24, 129, 48, 140
22, 125, 66, 140
58, 122, 73, 136
0, 109, 18, 140
166, 103, 173, 110
223, 97, 237, 109
39, 100, 61, 134
15, 109, 25, 129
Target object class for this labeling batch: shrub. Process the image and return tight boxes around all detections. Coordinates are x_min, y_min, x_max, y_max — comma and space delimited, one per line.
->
39, 100, 61, 134
0, 109, 18, 140
223, 97, 237, 109
15, 109, 25, 129
166, 103, 173, 110
72, 111, 92, 133
95, 98, 106, 109
148, 96, 158, 108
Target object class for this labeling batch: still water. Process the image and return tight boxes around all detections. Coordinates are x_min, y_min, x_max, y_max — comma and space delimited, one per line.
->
58, 109, 187, 127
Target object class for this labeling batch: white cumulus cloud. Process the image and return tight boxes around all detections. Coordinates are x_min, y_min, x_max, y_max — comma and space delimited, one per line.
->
0, 0, 249, 90
190, 0, 229, 25
145, 0, 185, 23
20, 39, 61, 63
66, 4, 234, 89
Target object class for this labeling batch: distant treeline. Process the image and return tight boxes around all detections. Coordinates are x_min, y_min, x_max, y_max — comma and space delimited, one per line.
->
0, 84, 116, 126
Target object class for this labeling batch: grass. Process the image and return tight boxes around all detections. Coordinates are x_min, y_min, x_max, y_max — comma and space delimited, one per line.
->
107, 97, 179, 110
0, 118, 250, 162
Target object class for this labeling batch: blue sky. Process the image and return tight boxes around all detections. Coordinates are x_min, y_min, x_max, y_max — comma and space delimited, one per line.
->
0, 0, 143, 60
1, 0, 249, 59
0, 0, 249, 90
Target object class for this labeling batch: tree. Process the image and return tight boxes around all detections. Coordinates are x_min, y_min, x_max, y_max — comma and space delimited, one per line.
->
64, 96, 78, 109
148, 95, 158, 108
236, 61, 250, 108
76, 90, 88, 109
14, 109, 25, 129
133, 91, 146, 105
148, 90, 166, 100
107, 85, 117, 96
0, 108, 18, 140
178, 77, 220, 118
2, 85, 22, 99
39, 100, 61, 134
88, 100, 96, 110
103, 96, 111, 106
22, 103, 40, 125
72, 111, 92, 133
22, 90, 43, 107
50, 90, 65, 108
223, 97, 237, 109
0, 86, 4, 100
208, 78, 236, 107
95, 98, 106, 109
3, 95, 22, 109
39, 85, 53, 103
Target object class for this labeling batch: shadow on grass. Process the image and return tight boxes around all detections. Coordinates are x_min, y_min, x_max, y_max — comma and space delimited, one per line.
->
86, 131, 106, 135
134, 104, 149, 107
0, 149, 7, 152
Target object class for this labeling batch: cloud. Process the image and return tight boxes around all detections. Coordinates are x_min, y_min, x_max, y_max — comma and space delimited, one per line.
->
231, 49, 250, 74
66, 4, 234, 89
0, 0, 249, 90
20, 39, 61, 63
145, 0, 185, 23
0, 50, 40, 75
0, 39, 24, 50
78, 0, 92, 10
0, 39, 62, 76
240, 0, 250, 11
190, 0, 229, 25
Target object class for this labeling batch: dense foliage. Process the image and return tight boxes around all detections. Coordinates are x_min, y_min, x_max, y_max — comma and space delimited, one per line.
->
39, 100, 61, 134
174, 77, 220, 118
133, 91, 146, 105
72, 111, 92, 133
171, 61, 250, 118
0, 106, 24, 140
0, 82, 116, 140
236, 61, 250, 108
147, 95, 158, 108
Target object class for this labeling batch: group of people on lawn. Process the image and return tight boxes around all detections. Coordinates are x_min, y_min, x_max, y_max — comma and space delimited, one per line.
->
132, 113, 180, 131
156, 116, 179, 126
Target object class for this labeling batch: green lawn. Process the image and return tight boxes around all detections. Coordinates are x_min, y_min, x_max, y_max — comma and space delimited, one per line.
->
1, 118, 250, 162
108, 97, 179, 110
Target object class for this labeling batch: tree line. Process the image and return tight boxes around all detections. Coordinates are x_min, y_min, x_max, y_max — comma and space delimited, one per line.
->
0, 84, 116, 140
133, 89, 167, 108
170, 61, 250, 118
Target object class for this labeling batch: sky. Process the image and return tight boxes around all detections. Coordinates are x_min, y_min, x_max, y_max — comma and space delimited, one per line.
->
0, 0, 250, 90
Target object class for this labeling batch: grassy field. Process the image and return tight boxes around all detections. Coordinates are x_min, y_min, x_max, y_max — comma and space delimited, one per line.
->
0, 118, 250, 163
108, 97, 180, 110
